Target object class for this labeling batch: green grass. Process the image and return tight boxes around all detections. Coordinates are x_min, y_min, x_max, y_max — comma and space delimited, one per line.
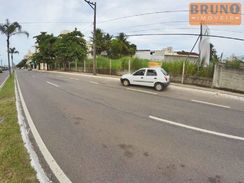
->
0, 76, 38, 183
60, 56, 214, 78
162, 61, 214, 78
85, 56, 150, 71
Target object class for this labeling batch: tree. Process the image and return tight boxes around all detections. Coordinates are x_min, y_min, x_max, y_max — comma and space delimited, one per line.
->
16, 58, 28, 68
0, 19, 29, 75
210, 43, 219, 64
9, 47, 19, 69
109, 33, 137, 58
33, 32, 57, 69
54, 29, 87, 70
92, 28, 112, 55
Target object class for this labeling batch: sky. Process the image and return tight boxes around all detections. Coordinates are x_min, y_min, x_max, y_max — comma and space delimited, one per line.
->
0, 0, 244, 65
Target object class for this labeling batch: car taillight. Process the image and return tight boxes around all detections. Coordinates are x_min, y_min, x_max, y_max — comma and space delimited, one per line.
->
164, 76, 168, 81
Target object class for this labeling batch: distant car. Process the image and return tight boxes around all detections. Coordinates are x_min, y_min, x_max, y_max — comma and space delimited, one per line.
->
28, 68, 32, 71
120, 67, 170, 91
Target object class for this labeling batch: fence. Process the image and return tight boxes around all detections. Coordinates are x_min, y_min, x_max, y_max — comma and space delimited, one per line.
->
53, 57, 150, 76
213, 64, 244, 92
39, 59, 244, 92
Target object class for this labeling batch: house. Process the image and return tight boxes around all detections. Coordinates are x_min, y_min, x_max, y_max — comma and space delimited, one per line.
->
164, 50, 199, 63
135, 49, 164, 61
135, 47, 199, 63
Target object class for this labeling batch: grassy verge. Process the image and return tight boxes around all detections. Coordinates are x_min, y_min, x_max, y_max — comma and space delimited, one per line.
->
0, 76, 38, 183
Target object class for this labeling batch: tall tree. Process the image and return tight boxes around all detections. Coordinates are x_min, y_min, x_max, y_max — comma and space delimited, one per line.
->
0, 19, 29, 75
92, 28, 112, 55
16, 58, 28, 68
54, 29, 87, 70
210, 43, 219, 64
110, 33, 137, 58
33, 32, 57, 69
9, 47, 19, 69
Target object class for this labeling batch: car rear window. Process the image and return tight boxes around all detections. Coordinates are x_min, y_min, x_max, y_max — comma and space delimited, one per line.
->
146, 69, 157, 76
161, 69, 168, 75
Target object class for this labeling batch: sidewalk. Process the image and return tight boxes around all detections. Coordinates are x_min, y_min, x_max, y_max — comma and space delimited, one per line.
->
37, 70, 244, 101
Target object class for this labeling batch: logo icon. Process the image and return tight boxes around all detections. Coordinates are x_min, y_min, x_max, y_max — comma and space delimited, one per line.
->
189, 3, 242, 25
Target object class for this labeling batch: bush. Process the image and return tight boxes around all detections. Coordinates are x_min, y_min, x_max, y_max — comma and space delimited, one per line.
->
86, 56, 150, 72
197, 65, 214, 78
161, 61, 214, 78
162, 61, 183, 76
225, 60, 241, 69
0, 69, 2, 73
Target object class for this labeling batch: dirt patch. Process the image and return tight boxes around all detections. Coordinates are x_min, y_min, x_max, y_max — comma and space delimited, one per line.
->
74, 121, 80, 125
119, 144, 134, 158
180, 164, 186, 168
102, 144, 108, 148
208, 175, 223, 183
143, 152, 149, 157
73, 116, 84, 125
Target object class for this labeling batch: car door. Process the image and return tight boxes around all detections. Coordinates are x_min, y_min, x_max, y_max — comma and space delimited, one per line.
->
144, 69, 158, 87
131, 69, 146, 86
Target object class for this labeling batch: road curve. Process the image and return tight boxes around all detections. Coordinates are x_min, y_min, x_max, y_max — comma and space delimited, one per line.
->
17, 70, 244, 183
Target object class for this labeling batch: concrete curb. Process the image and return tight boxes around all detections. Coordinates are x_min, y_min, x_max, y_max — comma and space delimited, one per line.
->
15, 77, 51, 183
37, 70, 244, 102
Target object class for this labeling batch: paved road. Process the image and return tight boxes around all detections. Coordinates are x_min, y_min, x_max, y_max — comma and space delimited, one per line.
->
0, 71, 9, 87
17, 70, 244, 183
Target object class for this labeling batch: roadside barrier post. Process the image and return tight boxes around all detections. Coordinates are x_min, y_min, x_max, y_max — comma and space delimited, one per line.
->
110, 59, 112, 75
128, 59, 131, 73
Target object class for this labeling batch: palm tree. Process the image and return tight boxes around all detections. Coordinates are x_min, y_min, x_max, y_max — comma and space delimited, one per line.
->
9, 47, 19, 70
0, 19, 29, 75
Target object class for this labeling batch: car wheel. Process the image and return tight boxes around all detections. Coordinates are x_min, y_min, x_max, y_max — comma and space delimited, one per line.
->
122, 79, 130, 86
154, 83, 163, 91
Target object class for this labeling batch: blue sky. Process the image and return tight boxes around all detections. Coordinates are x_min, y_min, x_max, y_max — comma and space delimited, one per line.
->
0, 0, 243, 65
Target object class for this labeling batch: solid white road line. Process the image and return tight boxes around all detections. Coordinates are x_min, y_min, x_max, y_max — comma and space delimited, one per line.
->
69, 77, 79, 81
149, 115, 244, 141
191, 99, 231, 109
126, 88, 158, 95
89, 81, 99, 85
16, 76, 72, 182
44, 70, 119, 81
46, 81, 59, 88
15, 79, 50, 183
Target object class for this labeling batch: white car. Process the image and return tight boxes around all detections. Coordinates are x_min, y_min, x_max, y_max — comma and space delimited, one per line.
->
120, 67, 170, 91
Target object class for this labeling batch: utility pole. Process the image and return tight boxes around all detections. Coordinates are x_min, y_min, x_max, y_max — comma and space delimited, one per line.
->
84, 0, 97, 75
181, 35, 201, 84
199, 23, 203, 67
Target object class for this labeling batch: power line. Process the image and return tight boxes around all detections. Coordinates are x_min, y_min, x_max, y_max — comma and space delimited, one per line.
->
98, 10, 244, 24
126, 33, 244, 41
125, 21, 189, 28
19, 21, 91, 24
125, 27, 244, 35
99, 10, 189, 23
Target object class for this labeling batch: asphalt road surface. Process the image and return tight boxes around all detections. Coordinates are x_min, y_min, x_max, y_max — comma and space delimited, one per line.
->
0, 71, 9, 87
16, 70, 244, 183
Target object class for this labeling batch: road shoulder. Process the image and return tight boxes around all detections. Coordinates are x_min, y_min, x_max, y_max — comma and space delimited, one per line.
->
0, 75, 38, 182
